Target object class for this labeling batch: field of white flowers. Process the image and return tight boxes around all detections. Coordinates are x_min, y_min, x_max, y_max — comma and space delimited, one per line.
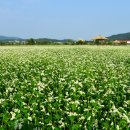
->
0, 45, 130, 130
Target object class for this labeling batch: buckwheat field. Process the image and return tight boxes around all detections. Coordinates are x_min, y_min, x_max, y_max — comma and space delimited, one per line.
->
0, 45, 130, 130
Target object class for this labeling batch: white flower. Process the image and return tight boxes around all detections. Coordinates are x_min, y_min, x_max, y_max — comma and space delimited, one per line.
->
41, 105, 46, 112
64, 98, 71, 102
60, 122, 65, 128
18, 123, 23, 130
41, 71, 45, 76
59, 120, 65, 128
30, 108, 33, 111
79, 116, 85, 120
123, 113, 130, 123
106, 118, 110, 121
14, 121, 23, 130
111, 104, 120, 115
6, 87, 13, 93
67, 112, 78, 116
14, 109, 20, 113
116, 125, 119, 130
127, 89, 130, 93
65, 92, 69, 96
10, 112, 16, 120
87, 116, 91, 121
111, 122, 114, 126
37, 82, 45, 91
47, 122, 52, 126
59, 78, 65, 82
28, 116, 32, 121
39, 122, 44, 125
84, 108, 89, 112
75, 100, 80, 105
23, 102, 26, 106
21, 96, 26, 99
78, 82, 83, 87
90, 99, 95, 103
71, 87, 76, 92
79, 91, 85, 95
48, 97, 53, 102
0, 99, 5, 104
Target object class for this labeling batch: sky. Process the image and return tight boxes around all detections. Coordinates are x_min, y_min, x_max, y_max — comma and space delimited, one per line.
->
0, 0, 130, 40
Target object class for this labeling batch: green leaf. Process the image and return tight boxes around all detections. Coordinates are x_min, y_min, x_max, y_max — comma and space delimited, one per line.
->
72, 124, 80, 130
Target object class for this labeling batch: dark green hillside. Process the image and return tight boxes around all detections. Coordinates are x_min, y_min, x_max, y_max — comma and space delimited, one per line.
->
108, 32, 130, 40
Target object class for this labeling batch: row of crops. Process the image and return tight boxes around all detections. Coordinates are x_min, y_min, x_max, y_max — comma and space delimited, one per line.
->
0, 45, 130, 129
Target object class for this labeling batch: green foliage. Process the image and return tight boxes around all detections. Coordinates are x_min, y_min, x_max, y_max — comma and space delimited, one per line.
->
118, 41, 127, 45
76, 40, 87, 45
26, 38, 35, 45
94, 39, 100, 45
0, 45, 130, 129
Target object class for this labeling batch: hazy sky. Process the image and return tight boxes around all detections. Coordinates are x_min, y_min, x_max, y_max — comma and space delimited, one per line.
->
0, 0, 130, 40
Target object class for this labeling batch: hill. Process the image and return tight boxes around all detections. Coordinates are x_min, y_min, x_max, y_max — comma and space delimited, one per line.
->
108, 32, 130, 40
0, 35, 23, 41
0, 36, 73, 42
35, 38, 74, 42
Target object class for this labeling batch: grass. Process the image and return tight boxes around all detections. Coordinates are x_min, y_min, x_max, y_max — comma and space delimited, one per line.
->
0, 45, 130, 130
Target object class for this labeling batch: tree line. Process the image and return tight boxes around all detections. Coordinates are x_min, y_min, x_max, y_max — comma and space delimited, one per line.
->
0, 38, 128, 45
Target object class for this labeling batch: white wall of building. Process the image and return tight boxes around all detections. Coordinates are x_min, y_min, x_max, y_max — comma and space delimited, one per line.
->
127, 41, 130, 44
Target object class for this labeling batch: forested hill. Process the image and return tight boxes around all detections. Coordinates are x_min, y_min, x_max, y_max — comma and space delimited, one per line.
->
0, 36, 72, 42
108, 32, 130, 40
0, 35, 23, 41
1, 32, 130, 42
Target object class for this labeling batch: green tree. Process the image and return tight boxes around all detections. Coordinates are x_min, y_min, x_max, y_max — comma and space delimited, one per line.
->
76, 40, 85, 45
26, 38, 35, 45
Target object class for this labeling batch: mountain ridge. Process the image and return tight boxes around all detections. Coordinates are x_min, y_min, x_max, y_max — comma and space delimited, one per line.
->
108, 32, 130, 40
0, 32, 130, 41
0, 35, 23, 41
0, 35, 73, 42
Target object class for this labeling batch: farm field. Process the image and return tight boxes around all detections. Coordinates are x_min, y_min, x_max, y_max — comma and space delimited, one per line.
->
0, 45, 130, 130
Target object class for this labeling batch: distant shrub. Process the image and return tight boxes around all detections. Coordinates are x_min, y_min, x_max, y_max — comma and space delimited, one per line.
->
112, 41, 127, 46
119, 41, 127, 45
76, 40, 87, 45
26, 38, 36, 45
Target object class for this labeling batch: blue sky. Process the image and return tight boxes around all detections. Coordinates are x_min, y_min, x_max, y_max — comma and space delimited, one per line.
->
0, 0, 130, 40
